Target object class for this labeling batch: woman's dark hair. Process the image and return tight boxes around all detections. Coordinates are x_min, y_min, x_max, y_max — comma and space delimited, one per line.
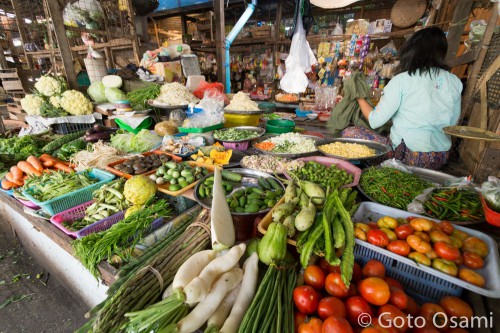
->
396, 27, 449, 76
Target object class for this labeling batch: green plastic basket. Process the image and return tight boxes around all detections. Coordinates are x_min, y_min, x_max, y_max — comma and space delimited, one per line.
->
115, 117, 153, 134
266, 119, 295, 134
22, 169, 115, 216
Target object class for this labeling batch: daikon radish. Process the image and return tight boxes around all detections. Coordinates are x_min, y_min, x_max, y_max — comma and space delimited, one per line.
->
220, 252, 259, 333
162, 283, 173, 299
169, 250, 217, 294
205, 283, 241, 332
211, 167, 235, 251
176, 268, 243, 333
184, 243, 245, 304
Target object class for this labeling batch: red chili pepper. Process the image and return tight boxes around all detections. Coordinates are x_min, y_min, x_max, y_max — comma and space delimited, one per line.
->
434, 197, 448, 202
403, 191, 410, 196
381, 186, 387, 193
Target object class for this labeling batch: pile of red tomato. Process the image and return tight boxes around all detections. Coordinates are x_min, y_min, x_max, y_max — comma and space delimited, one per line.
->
293, 259, 475, 333
354, 216, 488, 287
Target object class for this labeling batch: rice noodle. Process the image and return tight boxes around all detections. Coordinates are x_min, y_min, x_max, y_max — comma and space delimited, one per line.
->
71, 141, 125, 171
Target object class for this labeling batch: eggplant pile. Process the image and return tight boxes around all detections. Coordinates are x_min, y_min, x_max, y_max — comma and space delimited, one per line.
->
84, 125, 118, 143
113, 154, 172, 175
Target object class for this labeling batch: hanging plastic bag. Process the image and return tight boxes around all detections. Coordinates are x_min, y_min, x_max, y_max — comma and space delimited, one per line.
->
333, 22, 344, 35
280, 14, 317, 93
481, 177, 500, 212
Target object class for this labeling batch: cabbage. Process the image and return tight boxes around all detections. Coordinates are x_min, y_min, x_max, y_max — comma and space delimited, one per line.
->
110, 129, 162, 153
105, 87, 127, 103
102, 75, 123, 88
88, 82, 107, 102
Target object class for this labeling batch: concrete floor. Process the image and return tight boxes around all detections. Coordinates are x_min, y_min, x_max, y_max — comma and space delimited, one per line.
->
0, 225, 88, 333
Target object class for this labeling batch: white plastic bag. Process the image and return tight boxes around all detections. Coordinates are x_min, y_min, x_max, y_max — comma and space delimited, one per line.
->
280, 15, 317, 94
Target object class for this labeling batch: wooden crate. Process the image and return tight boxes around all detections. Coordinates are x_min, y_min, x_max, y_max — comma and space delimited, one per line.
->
0, 69, 25, 94
7, 102, 22, 113
9, 111, 27, 122
252, 26, 272, 38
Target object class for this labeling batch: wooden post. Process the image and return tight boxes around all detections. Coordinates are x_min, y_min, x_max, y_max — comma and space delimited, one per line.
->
11, 0, 33, 69
181, 15, 188, 35
274, 0, 283, 68
0, 42, 8, 69
125, 0, 141, 65
46, 0, 79, 90
214, 0, 226, 85
445, 0, 474, 63
42, 0, 57, 72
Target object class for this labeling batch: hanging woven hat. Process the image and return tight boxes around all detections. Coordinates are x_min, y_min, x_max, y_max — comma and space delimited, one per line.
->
311, 0, 361, 9
391, 0, 428, 28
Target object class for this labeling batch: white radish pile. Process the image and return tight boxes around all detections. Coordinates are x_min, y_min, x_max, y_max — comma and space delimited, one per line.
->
210, 167, 236, 251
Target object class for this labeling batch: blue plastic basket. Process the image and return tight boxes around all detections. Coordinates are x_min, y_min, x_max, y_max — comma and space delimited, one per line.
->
22, 169, 115, 216
295, 109, 312, 117
0, 187, 14, 197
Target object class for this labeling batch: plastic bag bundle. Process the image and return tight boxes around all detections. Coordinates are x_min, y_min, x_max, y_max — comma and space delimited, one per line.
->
481, 177, 500, 212
193, 81, 228, 104
280, 14, 317, 93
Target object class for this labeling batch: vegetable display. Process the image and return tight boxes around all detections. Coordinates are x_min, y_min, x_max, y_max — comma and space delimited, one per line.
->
63, 179, 130, 232
154, 82, 199, 106
354, 215, 489, 286
424, 188, 484, 221
59, 90, 93, 115
151, 161, 210, 192
1, 155, 64, 190
42, 130, 86, 154
84, 125, 118, 143
112, 154, 173, 176
295, 259, 475, 333
73, 199, 172, 278
318, 141, 376, 159
23, 170, 97, 202
287, 160, 354, 189
110, 129, 162, 153
213, 128, 260, 141
255, 133, 317, 154
240, 155, 300, 174
71, 141, 125, 172
54, 138, 87, 161
127, 84, 161, 110
360, 167, 431, 210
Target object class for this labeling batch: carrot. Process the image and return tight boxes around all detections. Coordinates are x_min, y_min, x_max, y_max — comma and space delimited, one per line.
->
1, 180, 15, 190
54, 162, 73, 173
5, 172, 23, 186
10, 166, 24, 181
254, 141, 275, 151
17, 161, 42, 177
42, 161, 53, 168
27, 156, 43, 172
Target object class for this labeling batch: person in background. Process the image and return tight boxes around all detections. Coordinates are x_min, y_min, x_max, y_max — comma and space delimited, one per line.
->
342, 27, 463, 170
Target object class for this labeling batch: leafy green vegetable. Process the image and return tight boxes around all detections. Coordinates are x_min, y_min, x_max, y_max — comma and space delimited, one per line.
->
105, 87, 127, 103
214, 128, 260, 141
110, 129, 162, 153
127, 84, 161, 110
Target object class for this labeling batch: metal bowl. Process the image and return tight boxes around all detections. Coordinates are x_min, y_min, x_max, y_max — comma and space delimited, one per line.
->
213, 126, 266, 143
224, 109, 264, 115
252, 134, 321, 159
147, 100, 189, 111
315, 138, 391, 161
193, 168, 285, 216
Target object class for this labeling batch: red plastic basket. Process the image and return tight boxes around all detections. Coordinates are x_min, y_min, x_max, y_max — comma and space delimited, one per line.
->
222, 141, 250, 151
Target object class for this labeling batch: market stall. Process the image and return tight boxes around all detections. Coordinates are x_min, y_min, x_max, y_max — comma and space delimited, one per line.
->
1, 0, 500, 332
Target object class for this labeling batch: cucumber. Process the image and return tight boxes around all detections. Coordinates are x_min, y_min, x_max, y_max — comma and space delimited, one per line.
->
258, 177, 271, 190
244, 204, 260, 213
42, 130, 86, 154
239, 196, 247, 207
234, 207, 245, 213
221, 170, 242, 182
198, 184, 206, 198
169, 184, 181, 191
249, 199, 264, 206
251, 187, 265, 196
247, 193, 261, 200
267, 177, 282, 191
233, 189, 245, 198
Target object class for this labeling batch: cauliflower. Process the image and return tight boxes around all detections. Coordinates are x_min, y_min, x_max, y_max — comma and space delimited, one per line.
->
49, 95, 62, 108
20, 94, 45, 115
34, 75, 66, 97
59, 90, 93, 115
124, 175, 156, 206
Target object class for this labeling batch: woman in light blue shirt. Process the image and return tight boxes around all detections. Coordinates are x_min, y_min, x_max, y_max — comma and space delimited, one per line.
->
343, 27, 463, 170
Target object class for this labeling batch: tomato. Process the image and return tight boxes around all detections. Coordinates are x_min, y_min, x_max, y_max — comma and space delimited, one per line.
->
451, 229, 469, 241
347, 283, 358, 298
345, 296, 373, 326
378, 304, 409, 332
463, 251, 485, 269
404, 296, 420, 316
453, 253, 463, 266
438, 221, 454, 235
362, 259, 386, 278
355, 227, 367, 241
449, 236, 463, 249
378, 216, 398, 230
325, 272, 350, 298
295, 312, 307, 333
462, 237, 489, 258
432, 258, 458, 276
299, 317, 323, 333
389, 286, 407, 310
433, 242, 460, 261
414, 231, 431, 243
322, 316, 353, 333
425, 250, 438, 260
367, 222, 379, 229
439, 296, 474, 319
387, 240, 411, 257
318, 297, 346, 320
384, 277, 404, 291
429, 231, 451, 244
410, 218, 434, 232
372, 317, 400, 333
320, 258, 342, 274
408, 252, 431, 266
352, 262, 363, 283
458, 268, 486, 287
419, 303, 447, 329
305, 265, 326, 290
407, 235, 432, 254
395, 225, 414, 240
358, 277, 390, 306
294, 285, 320, 314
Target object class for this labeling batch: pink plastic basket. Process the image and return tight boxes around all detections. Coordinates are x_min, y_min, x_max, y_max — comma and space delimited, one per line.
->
16, 197, 40, 210
222, 141, 250, 151
50, 201, 95, 238
284, 155, 361, 188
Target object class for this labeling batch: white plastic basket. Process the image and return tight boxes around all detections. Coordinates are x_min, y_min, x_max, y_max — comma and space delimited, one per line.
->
353, 202, 500, 301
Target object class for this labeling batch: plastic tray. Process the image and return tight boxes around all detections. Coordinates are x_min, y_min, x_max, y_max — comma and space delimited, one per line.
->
106, 151, 182, 179
52, 119, 103, 135
178, 123, 223, 133
22, 169, 115, 216
156, 161, 215, 197
50, 201, 94, 238
283, 156, 361, 188
352, 202, 500, 299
